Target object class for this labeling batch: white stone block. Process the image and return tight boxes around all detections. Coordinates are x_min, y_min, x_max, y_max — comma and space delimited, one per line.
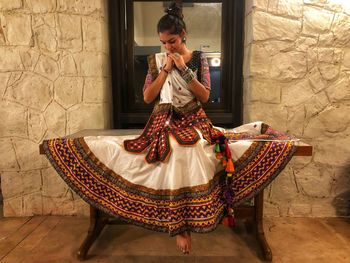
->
311, 199, 338, 217
83, 77, 108, 103
243, 103, 288, 131
270, 51, 307, 81
304, 91, 329, 120
34, 24, 57, 52
0, 72, 9, 95
302, 6, 333, 35
28, 109, 47, 143
281, 79, 313, 107
308, 67, 327, 93
268, 0, 303, 18
42, 196, 75, 215
59, 53, 77, 76
1, 171, 23, 199
3, 196, 23, 217
286, 105, 305, 137
13, 138, 51, 170
314, 136, 350, 166
44, 101, 66, 136
294, 37, 318, 52
304, 105, 350, 138
0, 14, 32, 46
23, 192, 43, 216
244, 78, 281, 104
332, 14, 350, 46
303, 0, 327, 7
25, 0, 56, 13
57, 14, 82, 52
295, 163, 333, 198
253, 11, 301, 41
57, 0, 103, 15
66, 103, 107, 134
269, 168, 300, 203
73, 51, 107, 77
0, 139, 19, 171
318, 62, 340, 81
0, 0, 22, 10
20, 48, 40, 71
0, 101, 27, 137
54, 76, 83, 109
4, 72, 53, 111
326, 73, 350, 102
82, 17, 104, 52
0, 47, 23, 71
34, 55, 59, 81
288, 203, 312, 216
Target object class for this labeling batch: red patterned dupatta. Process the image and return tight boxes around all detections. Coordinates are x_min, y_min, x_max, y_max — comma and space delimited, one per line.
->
124, 100, 222, 163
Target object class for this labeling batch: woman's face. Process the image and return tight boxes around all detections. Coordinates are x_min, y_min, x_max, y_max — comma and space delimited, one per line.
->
159, 31, 183, 53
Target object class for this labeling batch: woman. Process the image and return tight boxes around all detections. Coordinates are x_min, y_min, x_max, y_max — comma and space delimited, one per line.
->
43, 2, 297, 255
124, 3, 225, 253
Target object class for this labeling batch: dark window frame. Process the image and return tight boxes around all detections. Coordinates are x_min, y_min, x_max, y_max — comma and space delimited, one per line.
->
108, 0, 245, 128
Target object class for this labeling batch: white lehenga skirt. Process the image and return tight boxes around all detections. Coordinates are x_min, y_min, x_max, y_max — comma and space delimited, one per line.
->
43, 121, 296, 236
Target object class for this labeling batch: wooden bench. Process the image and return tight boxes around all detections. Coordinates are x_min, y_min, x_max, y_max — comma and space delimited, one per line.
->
39, 129, 312, 261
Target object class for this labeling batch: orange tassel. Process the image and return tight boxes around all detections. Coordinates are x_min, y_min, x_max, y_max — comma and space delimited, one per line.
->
225, 158, 235, 173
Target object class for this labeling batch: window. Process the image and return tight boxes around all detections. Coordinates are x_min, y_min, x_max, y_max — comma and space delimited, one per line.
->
108, 0, 244, 128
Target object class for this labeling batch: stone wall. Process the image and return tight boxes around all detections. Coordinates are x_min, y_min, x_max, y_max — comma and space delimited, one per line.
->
244, 0, 350, 217
1, 0, 349, 218
0, 0, 112, 216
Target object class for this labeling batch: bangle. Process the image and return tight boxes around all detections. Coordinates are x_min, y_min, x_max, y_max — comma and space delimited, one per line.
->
163, 68, 169, 74
180, 66, 195, 83
179, 65, 188, 73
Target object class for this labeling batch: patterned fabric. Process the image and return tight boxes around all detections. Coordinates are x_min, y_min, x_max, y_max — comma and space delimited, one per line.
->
224, 123, 298, 141
124, 100, 221, 163
42, 136, 295, 236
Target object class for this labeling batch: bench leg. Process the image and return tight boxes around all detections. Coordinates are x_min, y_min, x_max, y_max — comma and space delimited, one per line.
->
254, 191, 272, 262
77, 206, 108, 261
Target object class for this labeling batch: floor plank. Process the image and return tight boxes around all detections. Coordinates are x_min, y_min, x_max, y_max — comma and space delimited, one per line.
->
265, 217, 350, 263
1, 217, 62, 263
0, 217, 47, 261
0, 217, 31, 240
0, 216, 349, 263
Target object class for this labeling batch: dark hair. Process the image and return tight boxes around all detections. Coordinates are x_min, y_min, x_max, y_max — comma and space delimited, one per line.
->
157, 2, 186, 35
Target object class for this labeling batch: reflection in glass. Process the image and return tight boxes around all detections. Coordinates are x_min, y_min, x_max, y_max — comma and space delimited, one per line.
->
133, 1, 222, 103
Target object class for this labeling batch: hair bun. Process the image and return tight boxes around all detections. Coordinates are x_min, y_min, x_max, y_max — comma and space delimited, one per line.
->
166, 2, 183, 19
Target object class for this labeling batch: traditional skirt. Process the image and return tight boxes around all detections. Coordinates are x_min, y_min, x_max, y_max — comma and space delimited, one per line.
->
43, 102, 296, 236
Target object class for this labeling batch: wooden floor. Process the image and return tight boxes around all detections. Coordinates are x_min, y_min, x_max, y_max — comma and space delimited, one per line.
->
0, 216, 349, 263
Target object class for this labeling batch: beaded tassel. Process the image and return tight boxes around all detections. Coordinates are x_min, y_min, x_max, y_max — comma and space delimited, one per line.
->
213, 133, 236, 228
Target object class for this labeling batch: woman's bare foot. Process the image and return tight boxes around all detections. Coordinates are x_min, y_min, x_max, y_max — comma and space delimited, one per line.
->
176, 231, 191, 254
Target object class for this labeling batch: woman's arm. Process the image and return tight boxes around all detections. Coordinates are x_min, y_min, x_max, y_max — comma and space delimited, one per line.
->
143, 55, 174, 104
187, 79, 210, 104
143, 70, 168, 104
169, 52, 211, 104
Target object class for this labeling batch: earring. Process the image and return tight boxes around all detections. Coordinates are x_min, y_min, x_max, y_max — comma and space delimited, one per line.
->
182, 37, 186, 43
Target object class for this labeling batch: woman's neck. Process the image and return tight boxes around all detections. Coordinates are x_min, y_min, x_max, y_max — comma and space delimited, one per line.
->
178, 45, 191, 56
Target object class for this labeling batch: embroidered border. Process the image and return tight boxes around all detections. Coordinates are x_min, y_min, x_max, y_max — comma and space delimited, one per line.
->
43, 136, 296, 235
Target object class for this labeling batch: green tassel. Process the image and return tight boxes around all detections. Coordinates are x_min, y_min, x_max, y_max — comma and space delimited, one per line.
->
215, 144, 221, 153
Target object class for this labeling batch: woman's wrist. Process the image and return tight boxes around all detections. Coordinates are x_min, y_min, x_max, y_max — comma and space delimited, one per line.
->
179, 65, 188, 72
179, 66, 195, 83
